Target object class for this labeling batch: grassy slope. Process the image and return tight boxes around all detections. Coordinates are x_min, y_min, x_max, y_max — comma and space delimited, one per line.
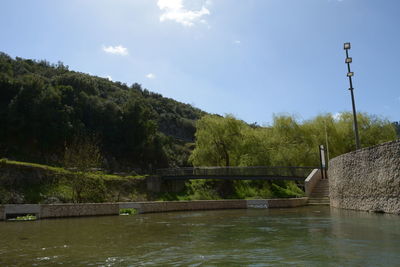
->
0, 159, 147, 204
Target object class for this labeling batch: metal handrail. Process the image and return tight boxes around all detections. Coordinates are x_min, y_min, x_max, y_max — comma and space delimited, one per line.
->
156, 166, 318, 178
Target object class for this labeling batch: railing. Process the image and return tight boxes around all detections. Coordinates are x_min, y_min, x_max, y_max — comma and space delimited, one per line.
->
156, 166, 318, 181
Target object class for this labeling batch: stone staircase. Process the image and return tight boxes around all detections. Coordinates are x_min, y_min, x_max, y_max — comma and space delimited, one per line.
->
308, 179, 330, 206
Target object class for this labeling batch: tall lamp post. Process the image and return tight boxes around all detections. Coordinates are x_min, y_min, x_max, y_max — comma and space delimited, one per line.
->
344, 42, 361, 150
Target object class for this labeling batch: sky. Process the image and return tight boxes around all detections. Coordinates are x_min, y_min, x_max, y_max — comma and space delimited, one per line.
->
1, 0, 399, 125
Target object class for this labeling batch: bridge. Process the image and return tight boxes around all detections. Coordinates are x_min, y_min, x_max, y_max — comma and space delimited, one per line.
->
156, 166, 318, 182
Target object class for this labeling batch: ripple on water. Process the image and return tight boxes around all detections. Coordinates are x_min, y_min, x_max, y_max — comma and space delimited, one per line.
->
1, 207, 400, 266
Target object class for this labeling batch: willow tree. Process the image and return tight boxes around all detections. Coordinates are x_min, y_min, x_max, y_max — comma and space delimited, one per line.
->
189, 115, 248, 167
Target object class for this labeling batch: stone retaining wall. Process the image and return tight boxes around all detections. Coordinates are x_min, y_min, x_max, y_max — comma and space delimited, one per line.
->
329, 139, 400, 214
0, 198, 308, 220
4, 204, 41, 219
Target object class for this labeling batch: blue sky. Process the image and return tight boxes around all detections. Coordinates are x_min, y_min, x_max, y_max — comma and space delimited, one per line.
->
1, 0, 399, 124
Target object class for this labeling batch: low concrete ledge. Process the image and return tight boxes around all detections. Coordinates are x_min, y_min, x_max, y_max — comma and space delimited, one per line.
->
247, 199, 268, 208
267, 197, 308, 208
4, 204, 41, 219
41, 203, 119, 219
118, 202, 142, 210
0, 205, 5, 221
130, 200, 247, 214
0, 198, 309, 220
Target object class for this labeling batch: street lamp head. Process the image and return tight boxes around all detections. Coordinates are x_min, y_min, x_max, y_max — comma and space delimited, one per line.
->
345, 57, 352, 63
347, 72, 354, 77
344, 42, 351, 50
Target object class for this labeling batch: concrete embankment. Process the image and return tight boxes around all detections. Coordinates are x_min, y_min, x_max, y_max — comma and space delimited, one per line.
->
0, 198, 308, 220
329, 139, 400, 214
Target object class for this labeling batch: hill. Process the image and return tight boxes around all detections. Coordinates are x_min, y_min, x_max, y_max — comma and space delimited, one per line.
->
0, 52, 206, 171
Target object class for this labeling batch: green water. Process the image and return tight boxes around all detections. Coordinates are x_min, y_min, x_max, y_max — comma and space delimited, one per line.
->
1, 206, 400, 266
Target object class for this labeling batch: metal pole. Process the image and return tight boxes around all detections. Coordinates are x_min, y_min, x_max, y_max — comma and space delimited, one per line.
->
345, 47, 361, 150
324, 122, 330, 166
349, 88, 360, 149
319, 145, 325, 179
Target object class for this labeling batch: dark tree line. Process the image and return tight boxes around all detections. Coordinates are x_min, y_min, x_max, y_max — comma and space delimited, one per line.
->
0, 52, 205, 171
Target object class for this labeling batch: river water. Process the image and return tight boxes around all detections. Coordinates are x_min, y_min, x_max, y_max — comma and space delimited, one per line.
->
1, 206, 399, 266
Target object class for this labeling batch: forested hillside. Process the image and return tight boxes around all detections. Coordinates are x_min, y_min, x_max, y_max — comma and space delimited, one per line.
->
0, 52, 205, 171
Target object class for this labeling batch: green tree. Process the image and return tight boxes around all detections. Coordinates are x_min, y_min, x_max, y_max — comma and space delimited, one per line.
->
63, 136, 104, 202
190, 115, 247, 167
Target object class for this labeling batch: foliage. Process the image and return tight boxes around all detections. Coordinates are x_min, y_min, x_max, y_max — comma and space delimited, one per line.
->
393, 122, 400, 138
191, 113, 397, 168
10, 214, 37, 221
189, 113, 397, 199
185, 179, 222, 200
0, 159, 146, 204
119, 208, 137, 215
62, 136, 105, 202
0, 52, 205, 170
63, 135, 103, 172
189, 115, 247, 167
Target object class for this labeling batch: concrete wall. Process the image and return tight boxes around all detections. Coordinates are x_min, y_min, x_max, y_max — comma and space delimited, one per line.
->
329, 139, 400, 214
304, 169, 321, 196
0, 198, 309, 220
133, 200, 247, 213
0, 203, 119, 220
4, 204, 41, 219
122, 198, 308, 214
41, 203, 119, 218
267, 197, 308, 208
0, 205, 4, 221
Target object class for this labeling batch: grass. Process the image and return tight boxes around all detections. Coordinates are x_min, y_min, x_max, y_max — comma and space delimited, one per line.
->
0, 158, 148, 204
0, 158, 146, 180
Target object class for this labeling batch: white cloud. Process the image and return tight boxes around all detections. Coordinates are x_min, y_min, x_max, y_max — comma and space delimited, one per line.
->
157, 0, 211, 27
106, 75, 112, 81
146, 73, 156, 79
233, 40, 241, 45
102, 45, 128, 56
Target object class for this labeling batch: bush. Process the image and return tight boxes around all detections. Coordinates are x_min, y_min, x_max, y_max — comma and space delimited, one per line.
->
119, 208, 137, 215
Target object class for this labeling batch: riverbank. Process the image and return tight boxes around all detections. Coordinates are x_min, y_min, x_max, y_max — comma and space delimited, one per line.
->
0, 198, 308, 221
